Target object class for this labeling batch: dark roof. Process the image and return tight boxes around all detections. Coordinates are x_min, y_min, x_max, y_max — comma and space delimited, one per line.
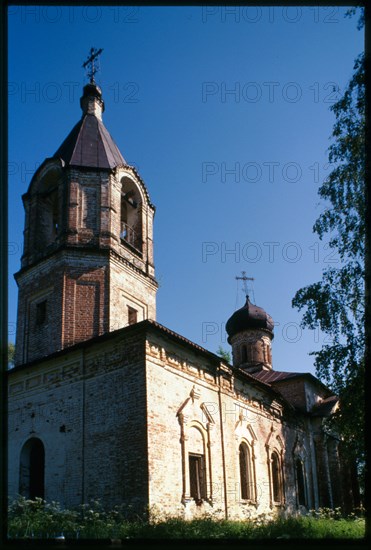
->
226, 296, 274, 342
251, 370, 300, 384
53, 114, 126, 169
251, 368, 334, 399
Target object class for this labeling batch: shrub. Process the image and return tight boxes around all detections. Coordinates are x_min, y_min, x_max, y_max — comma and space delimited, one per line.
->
7, 498, 366, 540
8, 496, 79, 539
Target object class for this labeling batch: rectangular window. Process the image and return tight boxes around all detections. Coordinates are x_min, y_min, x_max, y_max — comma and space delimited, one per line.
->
128, 306, 138, 326
189, 453, 206, 502
36, 300, 47, 325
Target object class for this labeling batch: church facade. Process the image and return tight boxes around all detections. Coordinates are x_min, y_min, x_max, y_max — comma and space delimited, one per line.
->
8, 76, 356, 520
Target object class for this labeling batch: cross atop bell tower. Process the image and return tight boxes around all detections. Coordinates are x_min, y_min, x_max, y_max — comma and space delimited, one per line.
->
82, 47, 103, 83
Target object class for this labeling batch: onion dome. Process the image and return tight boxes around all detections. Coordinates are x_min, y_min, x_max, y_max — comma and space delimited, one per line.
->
226, 296, 274, 343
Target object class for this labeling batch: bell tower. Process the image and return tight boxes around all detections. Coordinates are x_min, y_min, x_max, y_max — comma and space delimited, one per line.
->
14, 50, 158, 365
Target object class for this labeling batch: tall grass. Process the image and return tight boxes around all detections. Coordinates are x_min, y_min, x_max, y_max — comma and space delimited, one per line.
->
7, 497, 365, 540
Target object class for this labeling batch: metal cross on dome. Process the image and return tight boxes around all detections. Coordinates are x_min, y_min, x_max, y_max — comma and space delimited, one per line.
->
82, 47, 103, 83
235, 271, 255, 300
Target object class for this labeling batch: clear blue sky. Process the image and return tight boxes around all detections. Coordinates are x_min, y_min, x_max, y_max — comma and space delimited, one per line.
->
8, 5, 364, 375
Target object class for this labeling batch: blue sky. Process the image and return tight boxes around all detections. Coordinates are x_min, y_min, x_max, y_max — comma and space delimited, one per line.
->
8, 5, 364, 375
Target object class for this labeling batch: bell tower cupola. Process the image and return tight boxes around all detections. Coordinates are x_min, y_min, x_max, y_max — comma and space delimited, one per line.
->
226, 295, 274, 373
80, 82, 104, 120
14, 49, 158, 366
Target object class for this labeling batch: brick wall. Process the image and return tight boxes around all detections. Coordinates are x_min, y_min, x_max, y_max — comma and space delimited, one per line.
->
61, 253, 109, 347
15, 255, 64, 365
144, 328, 309, 520
109, 255, 157, 332
82, 330, 148, 510
9, 326, 149, 513
230, 329, 273, 370
273, 378, 308, 412
9, 321, 335, 519
15, 162, 157, 365
8, 350, 85, 507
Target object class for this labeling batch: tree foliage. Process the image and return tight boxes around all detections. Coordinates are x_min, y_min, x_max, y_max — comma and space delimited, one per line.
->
292, 51, 365, 466
8, 342, 15, 369
216, 345, 231, 364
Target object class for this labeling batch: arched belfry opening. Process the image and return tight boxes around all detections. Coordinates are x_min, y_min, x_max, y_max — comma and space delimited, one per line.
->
19, 438, 45, 500
120, 177, 142, 252
36, 167, 61, 250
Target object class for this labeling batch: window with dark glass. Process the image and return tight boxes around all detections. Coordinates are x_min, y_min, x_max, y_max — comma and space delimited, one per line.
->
189, 453, 206, 503
36, 300, 47, 325
296, 459, 306, 506
239, 442, 253, 500
128, 306, 137, 325
241, 345, 248, 363
272, 451, 283, 503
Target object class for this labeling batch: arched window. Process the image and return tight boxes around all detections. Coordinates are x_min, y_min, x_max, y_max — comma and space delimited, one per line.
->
241, 345, 248, 363
188, 426, 207, 503
239, 442, 253, 500
295, 458, 306, 506
256, 339, 265, 363
19, 438, 45, 500
120, 178, 142, 252
271, 451, 283, 503
36, 170, 60, 249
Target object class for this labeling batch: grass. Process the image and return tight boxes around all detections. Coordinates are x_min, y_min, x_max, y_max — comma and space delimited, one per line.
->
7, 497, 366, 540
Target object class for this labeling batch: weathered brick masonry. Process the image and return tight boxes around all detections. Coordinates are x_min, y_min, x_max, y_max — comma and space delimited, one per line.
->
9, 325, 149, 511
8, 78, 358, 520
8, 319, 355, 518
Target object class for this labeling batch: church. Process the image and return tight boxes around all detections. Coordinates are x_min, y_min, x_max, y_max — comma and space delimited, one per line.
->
8, 54, 356, 520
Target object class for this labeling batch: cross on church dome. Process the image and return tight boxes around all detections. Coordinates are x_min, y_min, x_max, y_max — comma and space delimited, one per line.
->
235, 271, 255, 301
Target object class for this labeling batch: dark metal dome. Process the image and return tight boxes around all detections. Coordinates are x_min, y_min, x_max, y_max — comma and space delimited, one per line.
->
226, 296, 274, 343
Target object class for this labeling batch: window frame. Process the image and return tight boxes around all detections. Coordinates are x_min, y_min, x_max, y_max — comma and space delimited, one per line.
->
19, 437, 45, 500
127, 306, 138, 325
36, 300, 47, 326
295, 457, 307, 507
239, 441, 255, 501
271, 450, 284, 505
177, 415, 213, 506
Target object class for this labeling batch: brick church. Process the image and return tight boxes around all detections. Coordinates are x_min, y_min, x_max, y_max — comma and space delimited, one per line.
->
8, 65, 357, 519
